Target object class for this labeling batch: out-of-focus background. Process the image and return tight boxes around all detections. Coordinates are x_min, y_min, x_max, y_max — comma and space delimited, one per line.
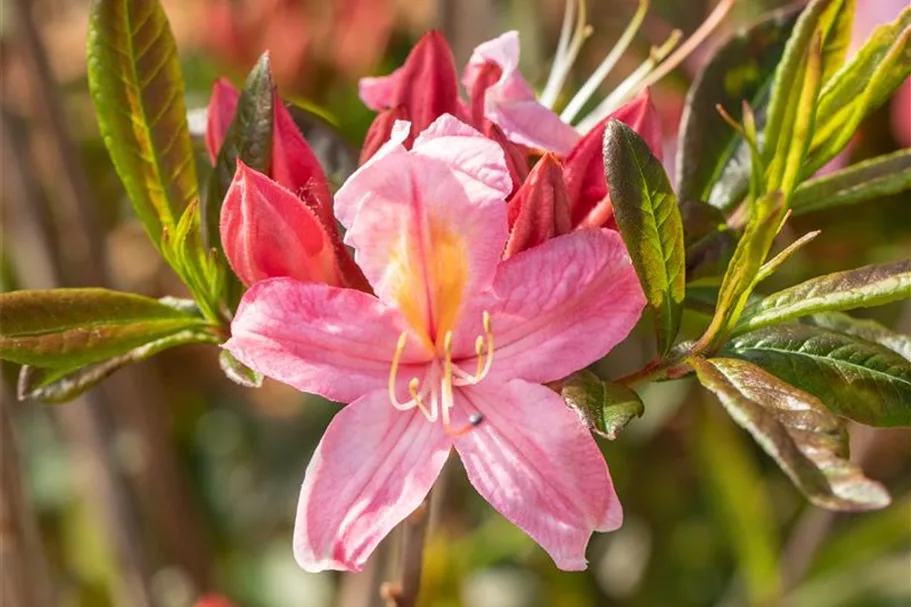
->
1, 0, 909, 606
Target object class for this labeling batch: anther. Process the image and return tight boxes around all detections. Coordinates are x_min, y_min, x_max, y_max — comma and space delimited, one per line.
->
445, 414, 485, 437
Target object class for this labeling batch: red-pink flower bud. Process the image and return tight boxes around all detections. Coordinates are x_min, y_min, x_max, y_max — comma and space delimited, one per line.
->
358, 31, 461, 143
220, 161, 341, 286
482, 121, 529, 198
503, 153, 572, 258
205, 78, 240, 163
468, 61, 503, 126
564, 88, 662, 229
194, 594, 239, 607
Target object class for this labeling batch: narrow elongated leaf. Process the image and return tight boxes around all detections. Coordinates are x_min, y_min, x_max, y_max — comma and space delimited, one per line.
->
556, 370, 644, 440
202, 53, 275, 251
17, 329, 220, 403
735, 259, 911, 334
763, 0, 854, 167
696, 403, 782, 605
604, 120, 685, 355
805, 313, 911, 361
676, 6, 801, 210
792, 149, 911, 215
726, 324, 911, 427
692, 356, 890, 510
805, 8, 911, 174
0, 289, 210, 369
696, 192, 786, 352
87, 0, 198, 248
764, 33, 823, 199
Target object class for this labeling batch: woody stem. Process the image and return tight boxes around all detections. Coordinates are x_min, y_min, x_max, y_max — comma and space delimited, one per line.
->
381, 488, 434, 607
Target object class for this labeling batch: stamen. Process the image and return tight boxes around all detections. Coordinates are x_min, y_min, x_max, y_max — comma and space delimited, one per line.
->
409, 377, 435, 421
451, 311, 495, 386
388, 332, 415, 410
561, 0, 649, 123
441, 331, 456, 430
576, 29, 681, 132
540, 0, 591, 108
633, 0, 735, 94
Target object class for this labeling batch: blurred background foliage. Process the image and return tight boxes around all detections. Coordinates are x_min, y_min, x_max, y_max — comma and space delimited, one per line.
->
0, 0, 909, 606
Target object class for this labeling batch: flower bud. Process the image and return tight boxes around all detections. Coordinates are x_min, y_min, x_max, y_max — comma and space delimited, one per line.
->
504, 153, 572, 258
220, 161, 341, 286
564, 88, 662, 229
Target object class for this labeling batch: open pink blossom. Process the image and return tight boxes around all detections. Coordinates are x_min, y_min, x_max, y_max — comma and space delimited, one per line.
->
224, 114, 645, 572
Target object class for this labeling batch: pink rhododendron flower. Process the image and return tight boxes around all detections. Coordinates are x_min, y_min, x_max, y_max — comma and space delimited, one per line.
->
224, 114, 646, 572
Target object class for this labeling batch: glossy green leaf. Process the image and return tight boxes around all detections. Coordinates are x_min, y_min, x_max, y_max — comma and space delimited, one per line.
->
696, 191, 786, 352
87, 0, 198, 248
805, 312, 911, 361
202, 53, 275, 251
735, 259, 911, 334
696, 402, 781, 605
692, 356, 890, 510
556, 370, 644, 440
676, 6, 801, 211
765, 31, 823, 199
17, 329, 220, 403
219, 350, 264, 388
604, 120, 685, 355
0, 289, 210, 369
804, 8, 911, 175
726, 324, 911, 427
792, 149, 911, 216
764, 0, 854, 169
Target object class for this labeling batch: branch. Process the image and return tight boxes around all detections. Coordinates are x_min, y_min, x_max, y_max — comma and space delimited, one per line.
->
380, 492, 433, 607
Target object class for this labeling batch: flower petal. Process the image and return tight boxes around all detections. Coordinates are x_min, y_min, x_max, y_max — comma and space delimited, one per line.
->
295, 389, 450, 572
335, 119, 411, 228
489, 228, 645, 384
565, 88, 662, 228
205, 78, 240, 163
340, 116, 509, 345
219, 162, 341, 287
453, 380, 621, 570
465, 31, 580, 155
225, 278, 425, 403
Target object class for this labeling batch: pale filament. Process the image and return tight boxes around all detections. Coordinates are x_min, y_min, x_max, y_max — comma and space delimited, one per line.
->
388, 313, 493, 436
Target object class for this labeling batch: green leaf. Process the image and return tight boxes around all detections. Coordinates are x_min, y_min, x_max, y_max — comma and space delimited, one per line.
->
735, 259, 911, 335
754, 230, 820, 283
695, 191, 787, 352
805, 312, 911, 361
0, 289, 210, 369
805, 8, 911, 175
603, 120, 686, 355
764, 31, 823, 199
202, 53, 275, 251
792, 149, 911, 216
696, 402, 782, 605
17, 329, 220, 403
218, 350, 263, 388
87, 0, 199, 249
763, 0, 854, 170
691, 356, 890, 510
556, 370, 644, 440
676, 6, 801, 211
726, 324, 911, 427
